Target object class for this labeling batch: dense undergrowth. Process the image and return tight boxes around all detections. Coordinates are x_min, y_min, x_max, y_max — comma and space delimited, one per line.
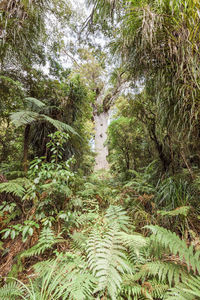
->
0, 132, 200, 299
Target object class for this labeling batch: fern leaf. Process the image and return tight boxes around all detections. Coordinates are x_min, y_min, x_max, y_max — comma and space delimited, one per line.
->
24, 97, 46, 110
146, 225, 200, 274
105, 205, 130, 231
21, 227, 63, 258
10, 110, 40, 127
33, 254, 96, 300
134, 261, 188, 286
87, 224, 131, 299
165, 275, 200, 300
0, 281, 26, 299
42, 115, 78, 135
158, 206, 190, 217
0, 182, 25, 198
118, 232, 148, 255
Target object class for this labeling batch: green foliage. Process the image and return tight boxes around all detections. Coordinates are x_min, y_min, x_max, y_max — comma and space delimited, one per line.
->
158, 206, 191, 217
0, 281, 26, 300
1, 220, 39, 242
0, 182, 25, 198
165, 275, 200, 300
146, 225, 200, 274
21, 227, 63, 257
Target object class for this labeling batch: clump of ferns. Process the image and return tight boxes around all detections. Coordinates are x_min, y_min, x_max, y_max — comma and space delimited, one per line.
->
127, 225, 200, 300
1, 206, 200, 300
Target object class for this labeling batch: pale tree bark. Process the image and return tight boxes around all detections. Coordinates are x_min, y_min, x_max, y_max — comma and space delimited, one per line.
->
93, 74, 126, 171
94, 111, 109, 170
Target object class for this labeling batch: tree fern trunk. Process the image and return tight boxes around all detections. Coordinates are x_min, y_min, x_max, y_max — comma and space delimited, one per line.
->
23, 124, 30, 173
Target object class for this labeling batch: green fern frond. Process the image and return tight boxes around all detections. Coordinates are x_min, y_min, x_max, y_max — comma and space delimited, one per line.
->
42, 115, 78, 135
10, 110, 40, 127
24, 97, 46, 110
10, 111, 78, 136
87, 224, 131, 299
134, 261, 188, 286
75, 212, 99, 227
165, 275, 200, 300
21, 227, 63, 258
0, 281, 26, 299
158, 206, 190, 217
118, 232, 148, 255
33, 254, 96, 300
146, 225, 200, 274
70, 231, 88, 252
150, 280, 169, 299
120, 280, 153, 300
0, 181, 25, 198
105, 205, 130, 231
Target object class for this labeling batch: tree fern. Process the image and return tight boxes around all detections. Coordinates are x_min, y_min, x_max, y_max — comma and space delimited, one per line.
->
24, 97, 46, 110
11, 111, 78, 135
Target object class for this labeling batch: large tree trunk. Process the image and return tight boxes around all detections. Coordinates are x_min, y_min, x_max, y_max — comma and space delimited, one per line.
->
92, 73, 125, 171
94, 111, 109, 171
